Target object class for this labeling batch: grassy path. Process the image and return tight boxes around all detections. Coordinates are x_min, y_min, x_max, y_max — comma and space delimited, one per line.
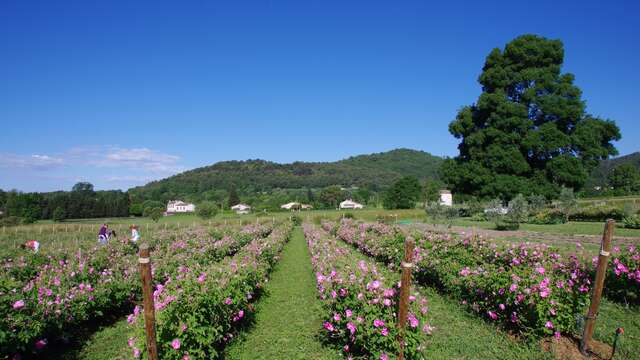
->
225, 227, 341, 360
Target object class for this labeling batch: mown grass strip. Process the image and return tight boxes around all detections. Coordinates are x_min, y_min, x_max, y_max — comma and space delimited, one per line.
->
225, 227, 341, 360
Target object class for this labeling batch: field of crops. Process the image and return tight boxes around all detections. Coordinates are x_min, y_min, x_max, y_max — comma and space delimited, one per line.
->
1, 217, 638, 359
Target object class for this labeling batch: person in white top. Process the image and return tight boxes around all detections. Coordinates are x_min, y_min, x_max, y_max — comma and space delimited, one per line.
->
130, 225, 140, 243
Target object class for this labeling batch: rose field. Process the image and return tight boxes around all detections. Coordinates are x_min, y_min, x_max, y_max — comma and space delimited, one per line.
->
1, 216, 638, 359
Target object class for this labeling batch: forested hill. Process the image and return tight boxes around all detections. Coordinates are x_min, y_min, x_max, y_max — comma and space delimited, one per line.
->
585, 151, 640, 190
128, 149, 444, 202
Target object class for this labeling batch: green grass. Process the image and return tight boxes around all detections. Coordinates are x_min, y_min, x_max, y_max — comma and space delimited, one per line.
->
225, 227, 342, 360
447, 218, 640, 237
58, 319, 131, 360
594, 300, 640, 360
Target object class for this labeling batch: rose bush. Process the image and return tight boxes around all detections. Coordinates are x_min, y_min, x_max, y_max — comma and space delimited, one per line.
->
126, 223, 292, 359
305, 224, 432, 359
334, 219, 593, 337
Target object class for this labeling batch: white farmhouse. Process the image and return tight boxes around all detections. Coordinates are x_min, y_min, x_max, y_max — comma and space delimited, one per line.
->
166, 200, 196, 214
280, 202, 301, 210
231, 203, 252, 215
339, 199, 364, 210
439, 190, 453, 207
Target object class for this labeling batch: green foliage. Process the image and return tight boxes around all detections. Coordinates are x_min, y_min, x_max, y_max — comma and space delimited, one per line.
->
290, 215, 302, 225
423, 180, 443, 203
72, 182, 95, 193
128, 149, 442, 207
584, 151, 640, 196
319, 186, 344, 209
143, 207, 164, 222
608, 164, 640, 195
227, 186, 240, 208
569, 205, 625, 222
557, 187, 577, 222
383, 176, 422, 209
622, 214, 640, 229
129, 203, 143, 217
529, 208, 566, 225
442, 34, 620, 200
52, 206, 66, 222
425, 202, 459, 227
196, 202, 218, 219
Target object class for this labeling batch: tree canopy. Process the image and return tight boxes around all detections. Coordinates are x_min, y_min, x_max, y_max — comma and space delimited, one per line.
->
384, 176, 422, 209
442, 34, 620, 200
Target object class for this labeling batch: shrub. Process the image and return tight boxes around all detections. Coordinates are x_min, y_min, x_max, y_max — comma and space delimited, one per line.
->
622, 214, 640, 229
290, 215, 302, 226
52, 206, 66, 222
0, 216, 23, 227
569, 205, 625, 222
530, 208, 566, 225
196, 201, 218, 219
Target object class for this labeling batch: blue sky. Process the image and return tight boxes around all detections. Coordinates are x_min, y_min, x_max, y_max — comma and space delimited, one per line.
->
1, 0, 638, 192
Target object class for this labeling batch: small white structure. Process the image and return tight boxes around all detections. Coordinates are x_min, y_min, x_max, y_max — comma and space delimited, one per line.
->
340, 199, 364, 210
301, 204, 313, 210
281, 202, 301, 210
231, 203, 252, 215
166, 200, 196, 214
439, 190, 453, 207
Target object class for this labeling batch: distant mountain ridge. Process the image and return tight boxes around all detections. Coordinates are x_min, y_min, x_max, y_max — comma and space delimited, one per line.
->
129, 148, 444, 201
586, 151, 640, 190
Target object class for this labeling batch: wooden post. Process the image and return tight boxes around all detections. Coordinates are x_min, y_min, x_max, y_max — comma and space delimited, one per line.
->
397, 237, 415, 360
581, 219, 615, 355
138, 244, 158, 360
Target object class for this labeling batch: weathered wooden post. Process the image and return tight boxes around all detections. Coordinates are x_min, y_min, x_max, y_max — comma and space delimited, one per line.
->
397, 237, 415, 360
580, 219, 615, 355
139, 244, 159, 360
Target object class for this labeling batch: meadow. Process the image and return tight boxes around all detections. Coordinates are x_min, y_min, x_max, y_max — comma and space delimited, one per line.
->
1, 209, 638, 359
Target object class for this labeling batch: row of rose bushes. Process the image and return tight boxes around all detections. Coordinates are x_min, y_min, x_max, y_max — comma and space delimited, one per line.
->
329, 220, 597, 337
304, 224, 432, 360
0, 223, 274, 358
127, 222, 293, 359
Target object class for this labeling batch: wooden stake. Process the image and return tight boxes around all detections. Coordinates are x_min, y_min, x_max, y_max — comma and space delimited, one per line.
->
138, 244, 158, 360
397, 237, 415, 360
581, 219, 615, 355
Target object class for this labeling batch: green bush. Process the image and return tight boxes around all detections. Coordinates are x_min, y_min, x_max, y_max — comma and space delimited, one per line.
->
342, 212, 355, 219
0, 216, 23, 227
290, 215, 302, 225
622, 214, 640, 229
529, 208, 566, 225
495, 219, 520, 230
569, 205, 625, 222
196, 201, 218, 219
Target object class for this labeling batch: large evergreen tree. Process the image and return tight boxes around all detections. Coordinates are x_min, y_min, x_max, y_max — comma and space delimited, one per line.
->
442, 34, 620, 199
383, 176, 422, 209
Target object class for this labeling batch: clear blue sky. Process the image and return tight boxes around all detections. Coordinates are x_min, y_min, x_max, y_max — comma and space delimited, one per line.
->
1, 0, 638, 192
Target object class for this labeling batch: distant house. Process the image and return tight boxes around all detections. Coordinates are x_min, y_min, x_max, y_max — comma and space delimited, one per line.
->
166, 200, 196, 214
339, 199, 364, 210
231, 203, 252, 215
281, 202, 301, 210
281, 202, 313, 211
439, 190, 453, 207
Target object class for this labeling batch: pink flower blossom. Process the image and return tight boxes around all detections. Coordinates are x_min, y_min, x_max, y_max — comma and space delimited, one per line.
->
345, 309, 353, 318
34, 339, 47, 350
535, 266, 545, 275
171, 339, 181, 350
373, 319, 385, 328
381, 327, 389, 336
333, 313, 341, 321
380, 353, 389, 360
347, 322, 356, 335
459, 267, 471, 277
545, 321, 554, 329
323, 321, 335, 332
197, 273, 206, 283
224, 297, 232, 305
13, 300, 25, 310
488, 311, 498, 320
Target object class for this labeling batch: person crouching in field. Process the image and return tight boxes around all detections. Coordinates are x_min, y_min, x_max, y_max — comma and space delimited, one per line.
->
130, 225, 140, 243
21, 240, 40, 253
98, 223, 108, 245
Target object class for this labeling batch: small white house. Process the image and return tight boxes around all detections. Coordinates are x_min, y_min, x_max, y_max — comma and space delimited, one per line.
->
166, 200, 196, 214
439, 190, 453, 207
231, 203, 252, 215
281, 202, 301, 210
339, 199, 364, 210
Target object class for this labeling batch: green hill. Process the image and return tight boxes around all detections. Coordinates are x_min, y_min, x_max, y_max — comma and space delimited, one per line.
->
128, 148, 443, 204
585, 151, 640, 193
